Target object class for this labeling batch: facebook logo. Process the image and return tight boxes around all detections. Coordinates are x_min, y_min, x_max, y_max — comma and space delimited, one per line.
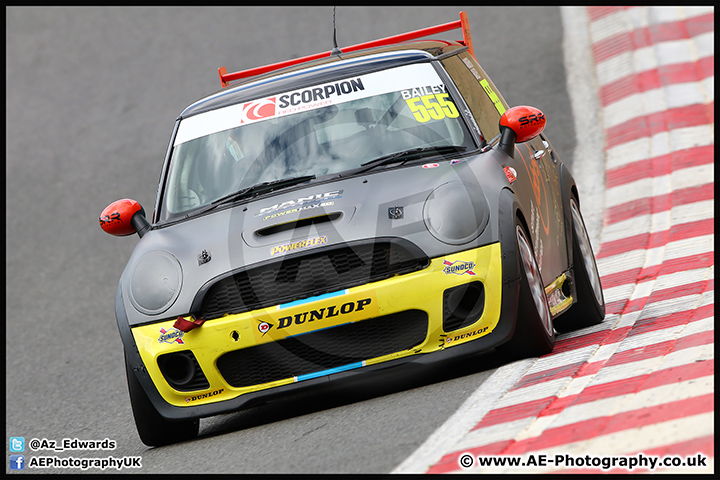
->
10, 455, 25, 470
10, 437, 25, 452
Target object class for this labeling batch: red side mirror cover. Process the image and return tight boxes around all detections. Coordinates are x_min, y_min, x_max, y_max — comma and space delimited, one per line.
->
99, 199, 143, 236
499, 106, 546, 143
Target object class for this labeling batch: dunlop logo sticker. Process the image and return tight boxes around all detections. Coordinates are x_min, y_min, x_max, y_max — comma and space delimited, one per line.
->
185, 388, 225, 403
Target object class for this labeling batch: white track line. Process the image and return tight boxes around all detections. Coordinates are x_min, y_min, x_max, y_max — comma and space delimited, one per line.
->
391, 358, 535, 473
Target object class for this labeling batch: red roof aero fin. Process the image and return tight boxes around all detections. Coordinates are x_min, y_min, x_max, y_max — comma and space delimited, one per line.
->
459, 11, 475, 59
218, 11, 475, 88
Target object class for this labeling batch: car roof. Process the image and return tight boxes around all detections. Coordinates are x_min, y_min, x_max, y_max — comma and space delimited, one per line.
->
179, 41, 466, 119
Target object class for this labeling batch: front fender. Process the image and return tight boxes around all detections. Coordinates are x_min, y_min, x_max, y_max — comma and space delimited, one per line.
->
483, 187, 524, 347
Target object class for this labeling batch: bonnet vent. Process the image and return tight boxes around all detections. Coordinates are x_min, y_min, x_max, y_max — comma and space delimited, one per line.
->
255, 212, 342, 237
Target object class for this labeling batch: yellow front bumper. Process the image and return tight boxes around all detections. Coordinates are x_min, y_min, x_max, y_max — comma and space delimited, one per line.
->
131, 242, 502, 407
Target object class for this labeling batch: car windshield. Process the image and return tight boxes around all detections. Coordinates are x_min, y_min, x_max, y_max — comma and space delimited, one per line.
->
160, 62, 476, 221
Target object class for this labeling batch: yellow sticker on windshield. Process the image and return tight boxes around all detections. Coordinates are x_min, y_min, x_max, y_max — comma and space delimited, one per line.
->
402, 87, 460, 123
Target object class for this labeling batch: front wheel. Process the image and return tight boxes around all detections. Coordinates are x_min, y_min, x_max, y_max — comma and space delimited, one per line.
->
498, 220, 555, 359
125, 353, 199, 447
553, 197, 605, 333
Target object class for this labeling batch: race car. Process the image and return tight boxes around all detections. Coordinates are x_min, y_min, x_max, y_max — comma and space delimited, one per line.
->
99, 11, 605, 447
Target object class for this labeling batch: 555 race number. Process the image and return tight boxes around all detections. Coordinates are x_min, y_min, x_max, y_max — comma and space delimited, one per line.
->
405, 93, 460, 123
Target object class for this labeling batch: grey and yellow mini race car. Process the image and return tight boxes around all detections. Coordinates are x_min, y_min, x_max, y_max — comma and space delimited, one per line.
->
100, 11, 604, 446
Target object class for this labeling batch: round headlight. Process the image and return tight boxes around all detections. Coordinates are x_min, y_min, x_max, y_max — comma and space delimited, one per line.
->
128, 251, 183, 315
423, 181, 489, 245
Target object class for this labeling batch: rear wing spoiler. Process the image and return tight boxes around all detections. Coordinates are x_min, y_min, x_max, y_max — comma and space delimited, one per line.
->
218, 11, 474, 88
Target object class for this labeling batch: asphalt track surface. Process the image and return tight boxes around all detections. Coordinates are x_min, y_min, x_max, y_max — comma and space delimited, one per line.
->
7, 7, 576, 474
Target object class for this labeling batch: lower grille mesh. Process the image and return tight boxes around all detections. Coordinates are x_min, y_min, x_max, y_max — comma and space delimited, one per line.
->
198, 239, 428, 320
217, 310, 428, 388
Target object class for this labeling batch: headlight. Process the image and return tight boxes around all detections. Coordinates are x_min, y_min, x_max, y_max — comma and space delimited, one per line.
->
423, 181, 489, 245
128, 251, 183, 315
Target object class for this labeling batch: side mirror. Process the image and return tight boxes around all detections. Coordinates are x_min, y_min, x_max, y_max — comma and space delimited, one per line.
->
497, 106, 546, 158
99, 199, 151, 238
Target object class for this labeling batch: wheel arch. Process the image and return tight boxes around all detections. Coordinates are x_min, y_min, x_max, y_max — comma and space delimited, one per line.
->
498, 186, 538, 284
496, 187, 556, 357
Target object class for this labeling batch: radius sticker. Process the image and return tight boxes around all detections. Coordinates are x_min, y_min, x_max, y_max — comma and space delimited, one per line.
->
503, 165, 517, 184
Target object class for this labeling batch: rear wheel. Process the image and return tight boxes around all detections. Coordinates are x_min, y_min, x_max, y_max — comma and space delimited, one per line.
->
125, 353, 199, 447
553, 197, 605, 333
498, 220, 555, 359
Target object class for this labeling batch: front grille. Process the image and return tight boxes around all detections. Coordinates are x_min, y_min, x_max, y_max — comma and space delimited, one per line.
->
217, 310, 428, 388
197, 238, 428, 320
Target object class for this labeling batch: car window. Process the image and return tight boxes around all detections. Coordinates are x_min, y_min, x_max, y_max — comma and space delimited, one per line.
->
441, 52, 509, 141
160, 62, 476, 220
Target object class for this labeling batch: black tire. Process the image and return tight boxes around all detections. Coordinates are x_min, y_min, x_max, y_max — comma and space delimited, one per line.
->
553, 197, 605, 333
125, 353, 199, 447
498, 220, 555, 359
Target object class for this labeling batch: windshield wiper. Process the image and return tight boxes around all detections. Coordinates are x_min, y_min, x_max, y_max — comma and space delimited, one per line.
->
192, 175, 316, 216
346, 145, 467, 176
